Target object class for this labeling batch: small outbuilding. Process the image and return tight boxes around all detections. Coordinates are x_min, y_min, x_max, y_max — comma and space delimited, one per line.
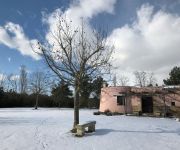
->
99, 86, 180, 116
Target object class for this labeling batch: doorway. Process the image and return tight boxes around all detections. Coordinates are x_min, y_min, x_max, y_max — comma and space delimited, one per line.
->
141, 96, 153, 113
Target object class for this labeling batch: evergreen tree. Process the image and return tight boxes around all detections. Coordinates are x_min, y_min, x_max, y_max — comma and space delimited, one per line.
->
79, 76, 105, 108
0, 87, 4, 100
163, 66, 180, 85
92, 77, 104, 98
79, 75, 93, 107
91, 76, 104, 108
51, 81, 73, 107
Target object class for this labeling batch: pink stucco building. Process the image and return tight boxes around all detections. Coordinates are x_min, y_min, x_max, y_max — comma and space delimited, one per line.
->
99, 86, 180, 116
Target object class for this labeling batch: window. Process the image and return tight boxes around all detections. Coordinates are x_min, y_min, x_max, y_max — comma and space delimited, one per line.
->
171, 102, 175, 106
117, 96, 125, 105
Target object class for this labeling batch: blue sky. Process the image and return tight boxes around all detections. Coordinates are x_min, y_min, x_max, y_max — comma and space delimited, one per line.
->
0, 0, 70, 74
0, 0, 180, 84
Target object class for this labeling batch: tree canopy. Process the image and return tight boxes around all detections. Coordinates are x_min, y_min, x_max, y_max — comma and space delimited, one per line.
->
163, 66, 180, 85
0, 87, 4, 100
51, 81, 73, 108
37, 15, 113, 129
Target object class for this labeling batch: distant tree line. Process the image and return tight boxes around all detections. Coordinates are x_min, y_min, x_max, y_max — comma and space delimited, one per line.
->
2, 65, 178, 108
0, 65, 105, 108
0, 90, 53, 108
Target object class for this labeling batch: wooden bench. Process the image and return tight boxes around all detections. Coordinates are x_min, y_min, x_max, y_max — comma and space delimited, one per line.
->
75, 121, 96, 137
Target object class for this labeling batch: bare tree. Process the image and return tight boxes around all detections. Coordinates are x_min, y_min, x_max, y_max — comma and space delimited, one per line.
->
134, 71, 156, 87
118, 75, 129, 86
19, 65, 28, 94
134, 71, 147, 87
6, 74, 11, 92
0, 73, 6, 89
6, 74, 18, 92
147, 72, 156, 86
30, 71, 49, 109
36, 16, 113, 131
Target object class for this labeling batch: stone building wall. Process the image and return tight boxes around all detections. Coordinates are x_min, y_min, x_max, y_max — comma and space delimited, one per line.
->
99, 86, 180, 115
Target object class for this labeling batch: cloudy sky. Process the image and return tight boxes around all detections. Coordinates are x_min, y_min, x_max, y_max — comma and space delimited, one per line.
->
0, 0, 180, 85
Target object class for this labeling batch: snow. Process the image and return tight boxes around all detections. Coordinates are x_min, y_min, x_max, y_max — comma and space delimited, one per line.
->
0, 108, 179, 150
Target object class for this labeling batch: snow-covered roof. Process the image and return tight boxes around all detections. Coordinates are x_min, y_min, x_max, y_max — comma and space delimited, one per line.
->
163, 85, 180, 89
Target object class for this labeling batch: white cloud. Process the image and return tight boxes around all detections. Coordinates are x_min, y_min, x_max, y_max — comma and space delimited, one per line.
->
108, 4, 180, 85
0, 22, 40, 60
66, 0, 116, 20
42, 0, 116, 45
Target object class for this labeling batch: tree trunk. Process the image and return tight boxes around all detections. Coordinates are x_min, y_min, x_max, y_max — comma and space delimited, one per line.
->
58, 100, 61, 108
71, 81, 80, 132
74, 85, 79, 126
35, 93, 39, 109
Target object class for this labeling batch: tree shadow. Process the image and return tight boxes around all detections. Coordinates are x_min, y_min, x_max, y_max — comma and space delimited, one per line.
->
94, 128, 180, 136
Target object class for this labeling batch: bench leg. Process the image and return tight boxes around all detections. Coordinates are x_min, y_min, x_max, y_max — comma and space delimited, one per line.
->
76, 128, 85, 137
88, 125, 95, 132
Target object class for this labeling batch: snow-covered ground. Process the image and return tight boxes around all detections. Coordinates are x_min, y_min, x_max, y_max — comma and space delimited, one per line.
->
0, 108, 179, 150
